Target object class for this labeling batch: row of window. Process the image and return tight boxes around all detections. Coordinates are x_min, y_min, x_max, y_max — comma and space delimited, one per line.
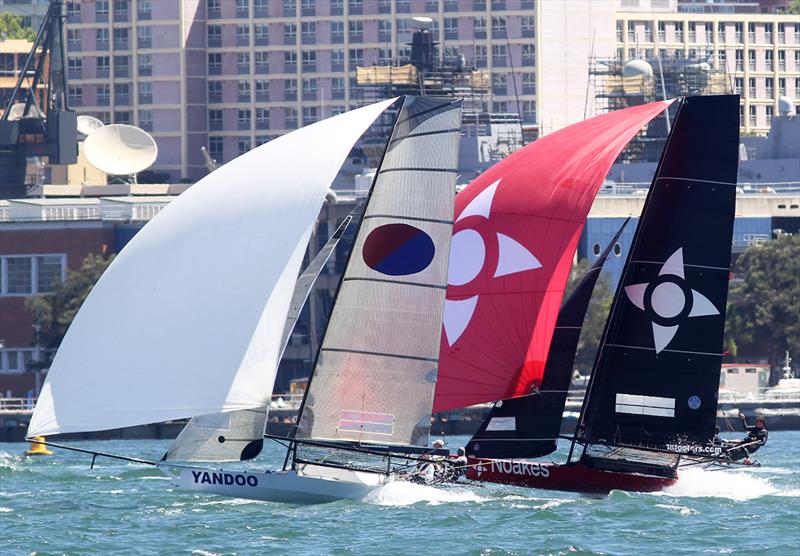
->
0, 255, 65, 296
66, 26, 156, 51
0, 349, 38, 374
67, 0, 153, 22
617, 20, 800, 44
205, 0, 530, 18
616, 47, 800, 73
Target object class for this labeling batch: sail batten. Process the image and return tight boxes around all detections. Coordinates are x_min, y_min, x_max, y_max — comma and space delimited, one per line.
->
27, 98, 397, 439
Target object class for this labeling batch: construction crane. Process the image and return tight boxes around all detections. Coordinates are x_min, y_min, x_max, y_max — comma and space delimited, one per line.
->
0, 0, 77, 199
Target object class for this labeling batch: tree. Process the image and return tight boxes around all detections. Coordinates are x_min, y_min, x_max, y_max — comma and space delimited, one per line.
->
725, 235, 800, 366
564, 259, 614, 373
25, 253, 115, 369
0, 13, 36, 41
787, 0, 800, 15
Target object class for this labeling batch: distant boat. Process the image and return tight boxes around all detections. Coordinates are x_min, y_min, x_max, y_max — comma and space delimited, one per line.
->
465, 95, 741, 494
27, 96, 464, 504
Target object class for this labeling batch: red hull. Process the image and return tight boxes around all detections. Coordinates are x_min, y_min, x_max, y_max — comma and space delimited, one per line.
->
466, 458, 677, 494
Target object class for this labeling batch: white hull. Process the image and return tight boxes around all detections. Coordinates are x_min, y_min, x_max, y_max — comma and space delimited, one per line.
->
161, 464, 387, 504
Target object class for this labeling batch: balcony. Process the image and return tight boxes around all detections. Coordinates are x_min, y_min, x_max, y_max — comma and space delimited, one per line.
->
208, 65, 222, 75
96, 39, 109, 50
237, 36, 249, 47
139, 94, 152, 104
114, 39, 129, 50
238, 120, 251, 131
138, 38, 151, 49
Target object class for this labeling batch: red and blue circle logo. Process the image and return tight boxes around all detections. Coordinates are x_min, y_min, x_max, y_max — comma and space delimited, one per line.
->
362, 223, 435, 276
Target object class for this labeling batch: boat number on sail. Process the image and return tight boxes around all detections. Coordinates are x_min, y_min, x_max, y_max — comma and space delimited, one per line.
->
484, 460, 550, 478
191, 470, 258, 487
362, 223, 435, 276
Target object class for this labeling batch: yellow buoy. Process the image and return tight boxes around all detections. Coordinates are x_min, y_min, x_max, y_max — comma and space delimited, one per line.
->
25, 436, 53, 456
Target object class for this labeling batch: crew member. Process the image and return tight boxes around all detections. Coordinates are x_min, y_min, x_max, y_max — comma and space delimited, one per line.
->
447, 447, 469, 479
727, 413, 768, 463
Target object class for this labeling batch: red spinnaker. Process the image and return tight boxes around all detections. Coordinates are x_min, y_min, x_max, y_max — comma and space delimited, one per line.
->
433, 100, 673, 413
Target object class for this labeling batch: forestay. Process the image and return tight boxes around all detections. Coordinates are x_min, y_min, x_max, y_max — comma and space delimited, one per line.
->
296, 97, 462, 447
28, 98, 397, 438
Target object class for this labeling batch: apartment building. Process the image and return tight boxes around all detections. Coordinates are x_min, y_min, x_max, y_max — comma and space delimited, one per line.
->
616, 4, 800, 132
54, 0, 800, 180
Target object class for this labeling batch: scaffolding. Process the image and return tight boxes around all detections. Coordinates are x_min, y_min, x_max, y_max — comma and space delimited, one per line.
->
589, 50, 732, 161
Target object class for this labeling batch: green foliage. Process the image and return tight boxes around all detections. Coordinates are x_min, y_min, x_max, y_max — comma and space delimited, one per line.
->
787, 0, 800, 15
25, 253, 114, 369
565, 259, 614, 373
725, 235, 800, 365
0, 13, 36, 41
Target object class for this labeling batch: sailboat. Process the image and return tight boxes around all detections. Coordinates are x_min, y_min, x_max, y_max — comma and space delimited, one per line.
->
464, 95, 740, 494
27, 96, 463, 503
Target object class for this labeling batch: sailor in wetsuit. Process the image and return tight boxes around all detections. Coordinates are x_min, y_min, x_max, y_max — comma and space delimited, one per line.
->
726, 414, 768, 463
444, 447, 469, 481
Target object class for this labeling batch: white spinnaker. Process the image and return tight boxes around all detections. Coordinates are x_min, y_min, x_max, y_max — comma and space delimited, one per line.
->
28, 98, 397, 438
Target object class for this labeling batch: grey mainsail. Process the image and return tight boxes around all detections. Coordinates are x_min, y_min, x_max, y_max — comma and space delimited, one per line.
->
296, 97, 462, 448
162, 214, 356, 462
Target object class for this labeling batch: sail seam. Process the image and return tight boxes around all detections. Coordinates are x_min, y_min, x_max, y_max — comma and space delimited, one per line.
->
379, 167, 459, 174
343, 277, 446, 290
605, 343, 721, 357
321, 347, 438, 363
388, 128, 461, 144
394, 102, 460, 126
630, 260, 730, 271
364, 214, 454, 225
655, 176, 737, 186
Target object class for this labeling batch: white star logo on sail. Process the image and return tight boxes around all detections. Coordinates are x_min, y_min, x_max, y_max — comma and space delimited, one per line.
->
624, 248, 720, 354
443, 179, 542, 346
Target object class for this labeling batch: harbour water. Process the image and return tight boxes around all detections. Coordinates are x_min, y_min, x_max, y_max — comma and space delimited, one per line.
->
2, 433, 798, 555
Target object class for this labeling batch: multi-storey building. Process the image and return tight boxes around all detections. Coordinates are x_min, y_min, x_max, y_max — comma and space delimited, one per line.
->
52, 0, 800, 179
616, 2, 800, 132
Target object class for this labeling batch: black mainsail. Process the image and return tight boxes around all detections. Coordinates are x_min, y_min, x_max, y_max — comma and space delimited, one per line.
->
577, 95, 739, 456
465, 219, 629, 459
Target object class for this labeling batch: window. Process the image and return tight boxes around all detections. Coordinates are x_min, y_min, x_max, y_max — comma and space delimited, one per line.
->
332, 76, 345, 98
332, 49, 345, 70
492, 44, 506, 66
68, 86, 82, 106
331, 21, 344, 42
254, 0, 268, 15
208, 81, 222, 103
302, 78, 317, 99
643, 21, 652, 42
238, 52, 250, 74
137, 26, 151, 48
475, 45, 487, 67
237, 25, 250, 47
735, 49, 744, 71
285, 107, 298, 128
734, 77, 743, 94
113, 28, 129, 50
521, 16, 534, 38
255, 52, 268, 73
331, 0, 344, 14
522, 44, 535, 63
208, 109, 222, 131
301, 0, 315, 15
778, 50, 786, 71
238, 108, 251, 130
349, 0, 363, 14
237, 80, 251, 101
66, 1, 80, 21
765, 77, 774, 98
208, 52, 222, 74
302, 22, 316, 43
96, 28, 109, 50
255, 24, 268, 46
748, 104, 756, 126
748, 22, 755, 42
97, 84, 110, 105
138, 0, 151, 19
284, 0, 297, 15
284, 79, 297, 100
734, 22, 743, 43
444, 18, 458, 40
96, 0, 109, 20
256, 108, 270, 129
688, 21, 696, 42
613, 243, 622, 257
68, 57, 82, 78
255, 79, 269, 100
139, 109, 153, 131
113, 0, 128, 21
349, 20, 363, 42
96, 56, 110, 78
138, 54, 152, 76
766, 104, 773, 124
521, 100, 535, 123
765, 50, 773, 71
491, 17, 506, 38
209, 136, 223, 160
379, 20, 392, 41
236, 0, 249, 17
67, 29, 81, 51
207, 25, 221, 47
616, 21, 623, 42
748, 50, 756, 70
591, 243, 601, 256
114, 55, 129, 77
675, 21, 683, 42
765, 23, 773, 43
521, 72, 534, 94
492, 73, 506, 93
2, 255, 64, 296
207, 0, 221, 17
748, 77, 756, 96
302, 50, 316, 70
138, 82, 152, 104
657, 21, 665, 42
349, 48, 363, 70
302, 106, 317, 125
285, 23, 297, 45
114, 83, 130, 105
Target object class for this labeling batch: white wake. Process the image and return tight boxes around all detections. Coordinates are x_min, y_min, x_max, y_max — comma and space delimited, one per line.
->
362, 480, 485, 506
660, 467, 778, 500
